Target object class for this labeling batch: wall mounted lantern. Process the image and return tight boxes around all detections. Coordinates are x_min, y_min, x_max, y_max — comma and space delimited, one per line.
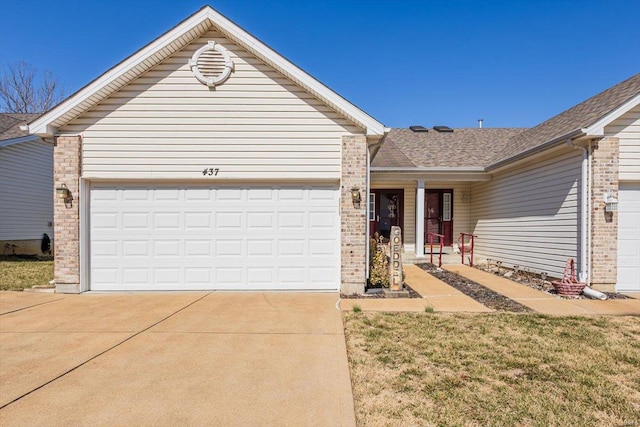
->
351, 187, 361, 205
604, 191, 618, 212
56, 184, 70, 199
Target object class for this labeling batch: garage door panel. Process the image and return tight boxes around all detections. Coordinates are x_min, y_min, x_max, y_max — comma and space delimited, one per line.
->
90, 185, 340, 291
617, 183, 640, 292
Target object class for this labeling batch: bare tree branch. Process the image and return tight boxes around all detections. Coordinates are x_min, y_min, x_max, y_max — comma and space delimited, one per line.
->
0, 62, 65, 113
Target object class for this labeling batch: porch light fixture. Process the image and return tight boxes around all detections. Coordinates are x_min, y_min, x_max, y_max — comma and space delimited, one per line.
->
351, 187, 361, 204
604, 191, 618, 212
56, 184, 70, 199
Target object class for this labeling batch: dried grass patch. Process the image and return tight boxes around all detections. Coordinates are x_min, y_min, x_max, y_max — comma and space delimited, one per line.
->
0, 258, 53, 291
344, 312, 640, 427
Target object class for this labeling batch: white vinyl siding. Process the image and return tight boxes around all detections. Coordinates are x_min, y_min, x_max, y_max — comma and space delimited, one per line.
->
0, 139, 54, 241
470, 148, 582, 279
606, 104, 640, 181
61, 29, 363, 180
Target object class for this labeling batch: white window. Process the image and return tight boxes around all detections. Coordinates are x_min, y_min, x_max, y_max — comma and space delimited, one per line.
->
369, 193, 375, 221
443, 193, 452, 221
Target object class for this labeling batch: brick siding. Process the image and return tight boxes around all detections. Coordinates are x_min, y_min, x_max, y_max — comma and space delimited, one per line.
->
341, 135, 368, 294
590, 137, 619, 292
53, 135, 81, 293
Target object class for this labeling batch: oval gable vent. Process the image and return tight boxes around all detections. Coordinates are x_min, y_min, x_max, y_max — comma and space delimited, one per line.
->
189, 41, 234, 87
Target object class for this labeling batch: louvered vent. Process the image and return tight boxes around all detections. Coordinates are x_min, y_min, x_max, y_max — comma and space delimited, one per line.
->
197, 50, 227, 78
189, 41, 234, 87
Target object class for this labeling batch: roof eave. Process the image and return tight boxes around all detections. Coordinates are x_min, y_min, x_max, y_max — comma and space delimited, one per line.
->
582, 93, 640, 137
371, 167, 491, 182
0, 134, 44, 148
486, 128, 585, 172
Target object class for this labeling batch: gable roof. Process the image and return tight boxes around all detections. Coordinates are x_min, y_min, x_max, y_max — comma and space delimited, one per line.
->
28, 6, 385, 138
372, 128, 524, 169
0, 113, 41, 142
490, 73, 640, 167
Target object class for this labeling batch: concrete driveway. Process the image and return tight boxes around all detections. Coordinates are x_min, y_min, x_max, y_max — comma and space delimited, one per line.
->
0, 292, 355, 426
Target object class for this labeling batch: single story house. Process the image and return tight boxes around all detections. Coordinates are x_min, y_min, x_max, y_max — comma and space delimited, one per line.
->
0, 113, 54, 255
27, 6, 639, 294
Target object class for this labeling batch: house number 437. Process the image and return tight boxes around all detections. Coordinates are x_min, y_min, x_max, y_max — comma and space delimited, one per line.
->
202, 168, 220, 176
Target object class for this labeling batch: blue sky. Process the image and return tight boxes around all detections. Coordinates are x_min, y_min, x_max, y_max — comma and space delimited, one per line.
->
1, 0, 638, 128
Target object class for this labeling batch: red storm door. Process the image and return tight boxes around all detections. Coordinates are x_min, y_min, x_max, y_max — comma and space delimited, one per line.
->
425, 190, 453, 246
370, 189, 404, 241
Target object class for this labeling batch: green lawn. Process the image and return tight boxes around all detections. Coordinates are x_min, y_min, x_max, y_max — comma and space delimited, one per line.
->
0, 257, 54, 291
344, 312, 640, 427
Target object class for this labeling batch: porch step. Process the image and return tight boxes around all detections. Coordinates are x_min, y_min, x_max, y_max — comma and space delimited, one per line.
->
402, 251, 463, 265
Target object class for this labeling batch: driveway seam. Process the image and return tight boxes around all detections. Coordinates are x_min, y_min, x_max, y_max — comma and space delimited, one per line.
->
0, 292, 211, 410
0, 298, 66, 317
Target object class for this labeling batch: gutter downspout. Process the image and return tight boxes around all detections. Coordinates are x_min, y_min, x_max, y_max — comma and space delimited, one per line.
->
567, 139, 589, 283
365, 145, 371, 280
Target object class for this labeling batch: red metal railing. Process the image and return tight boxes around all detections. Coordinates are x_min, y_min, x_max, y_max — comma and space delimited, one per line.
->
459, 233, 477, 266
428, 233, 445, 267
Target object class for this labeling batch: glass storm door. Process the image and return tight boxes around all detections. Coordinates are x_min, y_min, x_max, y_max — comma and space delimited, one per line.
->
370, 189, 404, 240
425, 190, 453, 246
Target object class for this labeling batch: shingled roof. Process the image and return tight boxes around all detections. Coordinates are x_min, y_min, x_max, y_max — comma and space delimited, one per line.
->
371, 127, 524, 168
0, 113, 40, 141
373, 73, 640, 171
492, 73, 640, 165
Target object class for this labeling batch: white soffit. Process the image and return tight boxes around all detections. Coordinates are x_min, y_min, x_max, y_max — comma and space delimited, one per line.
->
29, 6, 384, 137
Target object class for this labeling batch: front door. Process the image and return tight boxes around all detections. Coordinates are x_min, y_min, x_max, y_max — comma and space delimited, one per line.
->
370, 189, 404, 240
425, 190, 453, 246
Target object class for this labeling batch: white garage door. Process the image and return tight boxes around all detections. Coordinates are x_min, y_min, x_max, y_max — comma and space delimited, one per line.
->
617, 183, 640, 292
89, 184, 340, 291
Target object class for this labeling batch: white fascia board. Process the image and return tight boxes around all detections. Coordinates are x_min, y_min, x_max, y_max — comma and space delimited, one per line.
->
28, 9, 212, 137
582, 93, 640, 136
29, 6, 384, 138
202, 8, 385, 136
0, 134, 42, 148
371, 167, 491, 182
371, 167, 486, 172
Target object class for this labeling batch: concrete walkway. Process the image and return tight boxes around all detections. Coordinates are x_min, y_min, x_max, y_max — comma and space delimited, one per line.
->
444, 265, 640, 316
340, 265, 492, 313
0, 292, 355, 426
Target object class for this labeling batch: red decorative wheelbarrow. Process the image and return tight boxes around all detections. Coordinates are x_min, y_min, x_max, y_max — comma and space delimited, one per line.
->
551, 258, 586, 296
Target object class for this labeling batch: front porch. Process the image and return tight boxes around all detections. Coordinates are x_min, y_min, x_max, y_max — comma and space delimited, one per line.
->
369, 176, 485, 265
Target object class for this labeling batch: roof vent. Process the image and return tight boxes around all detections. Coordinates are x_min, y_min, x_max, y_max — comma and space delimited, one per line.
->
433, 126, 454, 133
409, 125, 429, 132
189, 41, 234, 87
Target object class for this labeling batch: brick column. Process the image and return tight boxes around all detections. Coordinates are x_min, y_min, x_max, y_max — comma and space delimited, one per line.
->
590, 137, 619, 292
54, 135, 82, 293
341, 135, 368, 294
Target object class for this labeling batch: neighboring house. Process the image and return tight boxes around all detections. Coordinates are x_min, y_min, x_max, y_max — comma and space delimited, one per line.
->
0, 113, 54, 255
27, 6, 638, 294
372, 74, 640, 293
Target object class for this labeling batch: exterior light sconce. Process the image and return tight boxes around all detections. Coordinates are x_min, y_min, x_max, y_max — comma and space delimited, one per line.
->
351, 187, 361, 205
56, 184, 70, 200
604, 191, 618, 212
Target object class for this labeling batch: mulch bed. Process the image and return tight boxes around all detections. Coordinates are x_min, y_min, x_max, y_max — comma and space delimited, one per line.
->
417, 263, 533, 312
474, 263, 630, 300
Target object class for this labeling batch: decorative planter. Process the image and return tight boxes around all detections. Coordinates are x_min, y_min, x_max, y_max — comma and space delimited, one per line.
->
551, 258, 586, 296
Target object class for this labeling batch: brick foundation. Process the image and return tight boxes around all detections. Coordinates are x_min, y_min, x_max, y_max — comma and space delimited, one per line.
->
341, 135, 368, 294
590, 137, 619, 292
54, 135, 82, 293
